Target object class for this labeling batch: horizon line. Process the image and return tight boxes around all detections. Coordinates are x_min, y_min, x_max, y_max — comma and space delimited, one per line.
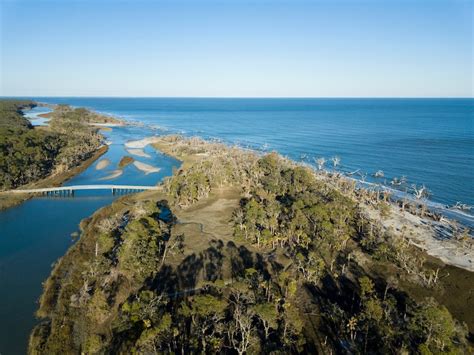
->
1, 95, 473, 99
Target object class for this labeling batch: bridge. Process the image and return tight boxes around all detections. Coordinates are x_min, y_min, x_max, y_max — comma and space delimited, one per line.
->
3, 185, 160, 196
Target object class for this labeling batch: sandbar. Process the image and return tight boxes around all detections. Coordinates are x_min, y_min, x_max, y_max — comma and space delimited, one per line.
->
125, 136, 161, 149
126, 148, 151, 158
95, 159, 110, 170
99, 169, 123, 180
133, 161, 160, 174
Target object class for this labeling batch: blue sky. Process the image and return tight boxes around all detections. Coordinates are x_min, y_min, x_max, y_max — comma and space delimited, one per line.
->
0, 0, 472, 97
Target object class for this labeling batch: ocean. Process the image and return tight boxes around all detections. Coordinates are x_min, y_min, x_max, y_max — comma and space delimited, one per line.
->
34, 97, 473, 209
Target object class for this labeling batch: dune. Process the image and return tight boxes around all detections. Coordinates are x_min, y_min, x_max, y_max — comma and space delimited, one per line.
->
126, 148, 151, 158
133, 161, 160, 175
95, 159, 111, 170
99, 169, 123, 180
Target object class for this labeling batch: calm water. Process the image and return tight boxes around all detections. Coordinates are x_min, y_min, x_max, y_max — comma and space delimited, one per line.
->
0, 98, 472, 353
0, 109, 180, 354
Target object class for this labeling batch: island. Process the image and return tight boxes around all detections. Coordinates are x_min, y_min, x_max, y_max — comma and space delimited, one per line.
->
29, 135, 473, 354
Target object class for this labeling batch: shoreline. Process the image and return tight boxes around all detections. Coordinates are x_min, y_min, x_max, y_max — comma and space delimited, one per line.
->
0, 145, 108, 211
152, 135, 473, 272
149, 135, 474, 330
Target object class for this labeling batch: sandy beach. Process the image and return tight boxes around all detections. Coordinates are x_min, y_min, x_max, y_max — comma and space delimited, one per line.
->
365, 202, 474, 272
133, 161, 160, 174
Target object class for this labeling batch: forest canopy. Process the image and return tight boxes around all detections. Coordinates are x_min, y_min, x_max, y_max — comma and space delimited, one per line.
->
0, 100, 103, 190
30, 135, 473, 354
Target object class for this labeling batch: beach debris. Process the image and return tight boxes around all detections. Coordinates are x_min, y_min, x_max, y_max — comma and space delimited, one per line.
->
331, 156, 341, 168
373, 170, 384, 178
314, 157, 326, 170
450, 202, 472, 211
346, 169, 360, 176
411, 184, 430, 200
358, 171, 368, 182
391, 176, 407, 186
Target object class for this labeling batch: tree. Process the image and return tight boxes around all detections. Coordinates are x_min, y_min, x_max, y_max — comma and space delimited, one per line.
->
295, 252, 325, 285
253, 302, 278, 339
409, 298, 466, 353
359, 276, 375, 300
282, 302, 305, 350
135, 313, 173, 353
182, 294, 227, 353
228, 298, 256, 355
117, 217, 165, 282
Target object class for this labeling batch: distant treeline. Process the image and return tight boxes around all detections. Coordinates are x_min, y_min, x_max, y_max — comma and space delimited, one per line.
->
0, 99, 36, 129
0, 100, 103, 190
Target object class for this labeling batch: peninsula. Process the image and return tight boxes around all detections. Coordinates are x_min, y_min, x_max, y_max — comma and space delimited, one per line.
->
29, 135, 473, 354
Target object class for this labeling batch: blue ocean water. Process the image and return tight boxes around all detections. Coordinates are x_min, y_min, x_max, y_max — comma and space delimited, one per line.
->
35, 98, 473, 208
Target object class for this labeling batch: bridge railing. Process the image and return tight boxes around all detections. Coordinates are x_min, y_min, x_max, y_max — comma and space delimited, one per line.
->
1, 185, 161, 195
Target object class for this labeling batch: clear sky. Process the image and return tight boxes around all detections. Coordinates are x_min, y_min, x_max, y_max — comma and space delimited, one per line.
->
0, 0, 472, 97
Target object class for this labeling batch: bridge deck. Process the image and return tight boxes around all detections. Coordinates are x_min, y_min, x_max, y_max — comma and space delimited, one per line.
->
3, 185, 160, 194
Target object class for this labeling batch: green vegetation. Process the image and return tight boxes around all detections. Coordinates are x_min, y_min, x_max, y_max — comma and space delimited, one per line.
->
0, 100, 62, 189
30, 136, 472, 354
0, 99, 35, 129
0, 101, 104, 190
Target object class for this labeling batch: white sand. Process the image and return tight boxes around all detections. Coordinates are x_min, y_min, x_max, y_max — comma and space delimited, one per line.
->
126, 148, 151, 158
125, 136, 161, 149
95, 159, 111, 170
99, 169, 123, 180
133, 161, 161, 175
365, 204, 474, 272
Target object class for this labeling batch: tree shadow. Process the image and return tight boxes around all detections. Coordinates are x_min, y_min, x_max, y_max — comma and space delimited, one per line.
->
177, 253, 204, 291
200, 239, 224, 281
